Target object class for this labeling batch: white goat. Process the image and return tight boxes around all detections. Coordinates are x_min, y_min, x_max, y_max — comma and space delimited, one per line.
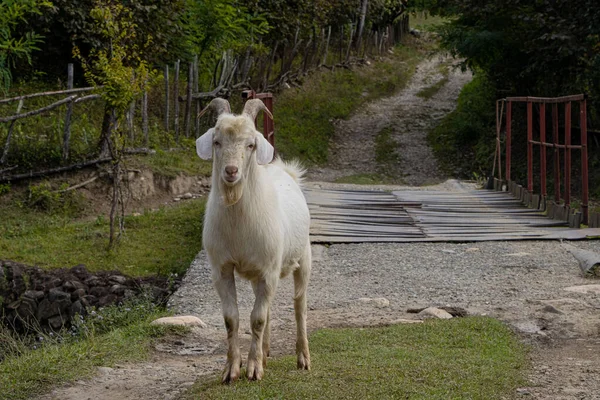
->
196, 98, 311, 383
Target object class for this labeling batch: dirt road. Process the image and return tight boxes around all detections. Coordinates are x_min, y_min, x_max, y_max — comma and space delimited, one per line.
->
40, 55, 600, 400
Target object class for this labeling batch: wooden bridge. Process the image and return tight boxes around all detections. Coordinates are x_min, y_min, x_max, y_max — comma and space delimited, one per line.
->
306, 186, 600, 243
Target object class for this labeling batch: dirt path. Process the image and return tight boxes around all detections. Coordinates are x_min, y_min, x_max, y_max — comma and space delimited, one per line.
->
39, 58, 600, 400
308, 54, 471, 185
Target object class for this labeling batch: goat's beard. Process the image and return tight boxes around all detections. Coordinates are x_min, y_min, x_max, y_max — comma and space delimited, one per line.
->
220, 180, 244, 206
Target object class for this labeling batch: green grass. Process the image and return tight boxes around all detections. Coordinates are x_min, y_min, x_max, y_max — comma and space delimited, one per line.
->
130, 140, 212, 178
335, 126, 403, 185
416, 63, 451, 100
0, 299, 183, 400
275, 38, 428, 164
410, 12, 449, 32
0, 198, 205, 277
185, 317, 529, 400
375, 126, 401, 166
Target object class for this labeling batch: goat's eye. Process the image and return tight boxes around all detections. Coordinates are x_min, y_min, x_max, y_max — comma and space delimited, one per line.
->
214, 141, 220, 147
247, 143, 255, 150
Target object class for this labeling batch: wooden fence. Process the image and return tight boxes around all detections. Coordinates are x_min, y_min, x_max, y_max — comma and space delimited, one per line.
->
0, 17, 410, 182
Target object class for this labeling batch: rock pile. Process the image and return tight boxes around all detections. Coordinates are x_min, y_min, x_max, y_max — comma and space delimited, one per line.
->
0, 260, 174, 332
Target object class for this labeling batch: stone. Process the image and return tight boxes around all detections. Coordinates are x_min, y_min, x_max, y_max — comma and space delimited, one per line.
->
98, 366, 114, 375
123, 289, 136, 299
48, 288, 70, 302
109, 275, 127, 285
151, 316, 207, 328
390, 318, 423, 324
16, 297, 37, 320
37, 299, 61, 321
358, 297, 390, 308
541, 304, 562, 314
98, 294, 118, 307
42, 277, 63, 291
85, 277, 103, 287
90, 286, 109, 298
182, 192, 193, 199
563, 284, 600, 295
81, 295, 98, 307
110, 284, 127, 295
23, 290, 45, 301
71, 288, 86, 300
70, 264, 90, 280
48, 315, 67, 330
69, 300, 86, 317
418, 307, 453, 319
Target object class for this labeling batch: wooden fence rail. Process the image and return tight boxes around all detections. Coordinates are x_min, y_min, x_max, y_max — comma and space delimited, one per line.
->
0, 17, 410, 180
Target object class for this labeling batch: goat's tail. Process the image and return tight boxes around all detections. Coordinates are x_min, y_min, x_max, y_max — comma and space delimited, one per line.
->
272, 158, 306, 185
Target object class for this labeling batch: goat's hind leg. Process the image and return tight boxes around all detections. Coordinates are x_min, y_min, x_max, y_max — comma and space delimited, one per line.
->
293, 245, 311, 370
213, 264, 242, 384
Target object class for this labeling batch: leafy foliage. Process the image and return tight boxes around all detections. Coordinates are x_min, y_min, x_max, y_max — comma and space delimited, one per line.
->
0, 0, 51, 93
424, 0, 600, 178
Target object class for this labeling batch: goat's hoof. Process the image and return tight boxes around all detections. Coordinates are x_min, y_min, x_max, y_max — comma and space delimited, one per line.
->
246, 358, 264, 381
297, 352, 311, 371
221, 359, 241, 384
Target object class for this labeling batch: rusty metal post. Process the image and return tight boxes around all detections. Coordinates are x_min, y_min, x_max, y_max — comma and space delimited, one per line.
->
506, 101, 512, 182
527, 101, 533, 192
553, 103, 560, 202
580, 99, 589, 224
564, 102, 572, 206
540, 103, 547, 197
262, 94, 275, 148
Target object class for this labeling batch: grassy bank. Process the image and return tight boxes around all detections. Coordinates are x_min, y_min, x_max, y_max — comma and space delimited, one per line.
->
0, 197, 205, 277
185, 317, 529, 399
0, 299, 181, 400
275, 37, 432, 164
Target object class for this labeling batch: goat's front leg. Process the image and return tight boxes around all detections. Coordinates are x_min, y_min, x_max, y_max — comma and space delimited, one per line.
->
247, 275, 277, 380
214, 264, 241, 384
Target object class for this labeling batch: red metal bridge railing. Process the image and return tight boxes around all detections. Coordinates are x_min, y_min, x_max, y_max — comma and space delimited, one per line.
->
496, 94, 589, 225
242, 90, 275, 149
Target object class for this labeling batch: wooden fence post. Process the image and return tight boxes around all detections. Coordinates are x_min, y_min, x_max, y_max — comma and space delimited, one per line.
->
0, 99, 23, 165
193, 55, 200, 138
174, 60, 180, 143
322, 27, 331, 66
62, 63, 74, 163
184, 61, 193, 138
164, 65, 169, 132
142, 78, 149, 147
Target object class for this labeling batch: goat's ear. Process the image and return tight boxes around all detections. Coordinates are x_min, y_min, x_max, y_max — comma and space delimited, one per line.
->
196, 128, 214, 160
256, 135, 274, 165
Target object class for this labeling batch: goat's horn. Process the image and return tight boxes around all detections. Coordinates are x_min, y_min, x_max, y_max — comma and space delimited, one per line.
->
198, 98, 231, 119
242, 99, 273, 121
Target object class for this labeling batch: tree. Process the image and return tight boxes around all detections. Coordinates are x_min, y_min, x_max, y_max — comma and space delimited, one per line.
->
74, 0, 160, 248
0, 0, 51, 94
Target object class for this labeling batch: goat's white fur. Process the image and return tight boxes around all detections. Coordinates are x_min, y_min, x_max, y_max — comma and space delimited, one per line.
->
197, 106, 311, 383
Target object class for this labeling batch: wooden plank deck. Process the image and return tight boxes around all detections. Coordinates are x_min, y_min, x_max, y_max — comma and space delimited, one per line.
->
306, 188, 600, 243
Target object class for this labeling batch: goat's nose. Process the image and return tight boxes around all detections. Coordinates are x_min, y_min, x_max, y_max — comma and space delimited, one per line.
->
225, 165, 238, 176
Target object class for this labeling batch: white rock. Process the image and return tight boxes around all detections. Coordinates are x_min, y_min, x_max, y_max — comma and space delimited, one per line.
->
151, 316, 207, 328
97, 366, 114, 375
182, 192, 193, 199
418, 307, 453, 319
132, 212, 142, 217
391, 318, 423, 324
465, 247, 480, 252
358, 297, 390, 308
563, 284, 600, 295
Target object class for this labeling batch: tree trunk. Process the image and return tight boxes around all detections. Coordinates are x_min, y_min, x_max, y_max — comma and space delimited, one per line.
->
356, 0, 369, 50
98, 106, 115, 158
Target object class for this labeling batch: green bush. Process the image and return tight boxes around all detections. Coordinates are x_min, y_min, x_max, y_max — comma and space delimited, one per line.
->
428, 72, 496, 177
